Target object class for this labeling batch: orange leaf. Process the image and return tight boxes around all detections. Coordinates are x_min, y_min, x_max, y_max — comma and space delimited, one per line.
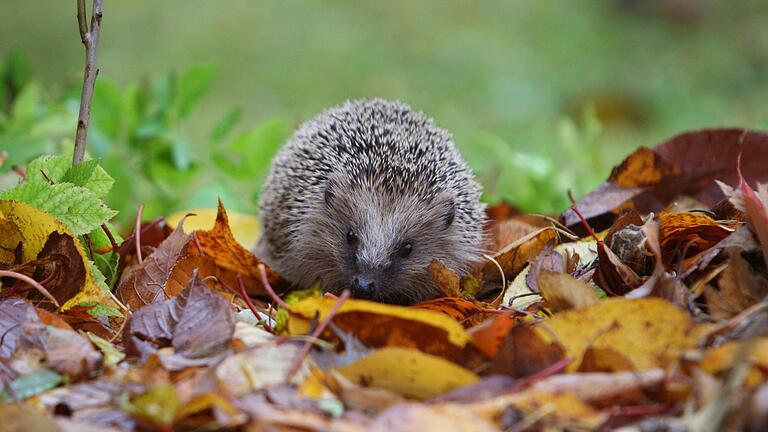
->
188, 199, 287, 296
412, 296, 486, 327
659, 211, 732, 265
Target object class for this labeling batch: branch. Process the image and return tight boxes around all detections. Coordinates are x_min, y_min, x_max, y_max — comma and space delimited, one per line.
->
76, 0, 88, 42
72, 0, 103, 165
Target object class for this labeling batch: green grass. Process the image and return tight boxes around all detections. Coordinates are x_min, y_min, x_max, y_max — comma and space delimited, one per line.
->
2, 1, 767, 227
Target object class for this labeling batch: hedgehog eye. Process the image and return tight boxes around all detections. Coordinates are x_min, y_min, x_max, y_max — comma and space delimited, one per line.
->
398, 242, 413, 258
346, 229, 358, 245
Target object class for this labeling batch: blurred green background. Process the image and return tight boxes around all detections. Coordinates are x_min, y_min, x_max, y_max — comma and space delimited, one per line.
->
2, 0, 768, 229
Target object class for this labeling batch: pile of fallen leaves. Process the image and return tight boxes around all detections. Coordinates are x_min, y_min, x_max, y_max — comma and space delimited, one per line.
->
1, 128, 768, 431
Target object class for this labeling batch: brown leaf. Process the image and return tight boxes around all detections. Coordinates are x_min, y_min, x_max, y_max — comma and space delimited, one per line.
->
187, 200, 287, 296
488, 218, 538, 253
123, 270, 235, 365
115, 219, 191, 310
164, 254, 234, 297
0, 298, 39, 379
468, 313, 517, 358
595, 241, 643, 295
26, 232, 86, 307
427, 260, 462, 297
562, 128, 768, 232
659, 211, 732, 266
21, 326, 102, 380
287, 297, 487, 369
485, 323, 566, 378
117, 217, 172, 267
6, 300, 103, 381
606, 212, 651, 276
705, 248, 768, 319
56, 305, 114, 340
482, 227, 559, 289
537, 269, 600, 312
411, 296, 486, 327
39, 380, 143, 430
525, 242, 564, 293
578, 346, 635, 372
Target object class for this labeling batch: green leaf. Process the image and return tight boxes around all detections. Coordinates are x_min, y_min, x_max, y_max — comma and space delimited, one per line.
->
169, 135, 192, 170
93, 250, 119, 289
1, 182, 117, 235
124, 384, 181, 426
61, 159, 115, 197
209, 107, 242, 144
10, 81, 42, 125
80, 301, 123, 318
213, 119, 287, 180
89, 261, 112, 293
6, 49, 32, 93
86, 332, 125, 367
25, 154, 71, 184
176, 63, 217, 119
0, 369, 62, 402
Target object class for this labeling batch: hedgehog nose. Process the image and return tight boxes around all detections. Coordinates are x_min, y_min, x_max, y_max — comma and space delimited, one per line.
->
352, 276, 376, 298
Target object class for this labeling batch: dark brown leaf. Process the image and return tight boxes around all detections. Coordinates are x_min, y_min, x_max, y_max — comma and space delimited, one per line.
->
28, 232, 86, 307
525, 242, 564, 293
115, 218, 192, 310
123, 270, 235, 366
485, 323, 566, 378
562, 128, 768, 232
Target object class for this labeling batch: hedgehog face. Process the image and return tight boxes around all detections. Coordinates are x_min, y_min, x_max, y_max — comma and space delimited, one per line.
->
297, 181, 461, 304
259, 99, 487, 305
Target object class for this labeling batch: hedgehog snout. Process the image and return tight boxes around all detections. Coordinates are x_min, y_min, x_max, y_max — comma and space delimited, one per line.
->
351, 275, 376, 299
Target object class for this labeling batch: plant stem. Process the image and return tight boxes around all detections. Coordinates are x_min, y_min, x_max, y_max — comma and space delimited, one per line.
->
73, 0, 104, 165
0, 270, 60, 308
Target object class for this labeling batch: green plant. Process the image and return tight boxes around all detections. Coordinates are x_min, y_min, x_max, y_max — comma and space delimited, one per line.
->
1, 52, 290, 227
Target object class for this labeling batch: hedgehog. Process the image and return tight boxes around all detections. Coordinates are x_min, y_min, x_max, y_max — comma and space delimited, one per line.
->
258, 98, 486, 305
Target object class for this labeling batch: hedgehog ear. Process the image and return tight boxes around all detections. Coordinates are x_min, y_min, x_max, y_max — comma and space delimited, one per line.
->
442, 201, 456, 230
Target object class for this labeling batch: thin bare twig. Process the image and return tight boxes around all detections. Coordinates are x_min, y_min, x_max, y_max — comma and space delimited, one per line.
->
73, 0, 104, 165
135, 204, 144, 265
235, 274, 270, 331
11, 166, 25, 179
285, 290, 350, 382
100, 223, 119, 252
0, 270, 60, 308
258, 263, 289, 310
76, 0, 88, 42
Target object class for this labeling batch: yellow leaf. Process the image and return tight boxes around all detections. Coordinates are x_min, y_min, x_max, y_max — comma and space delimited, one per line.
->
167, 207, 260, 248
538, 269, 600, 312
470, 391, 606, 430
336, 347, 478, 399
175, 392, 243, 424
699, 338, 768, 387
287, 297, 471, 349
535, 297, 695, 371
504, 239, 597, 308
0, 200, 112, 310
